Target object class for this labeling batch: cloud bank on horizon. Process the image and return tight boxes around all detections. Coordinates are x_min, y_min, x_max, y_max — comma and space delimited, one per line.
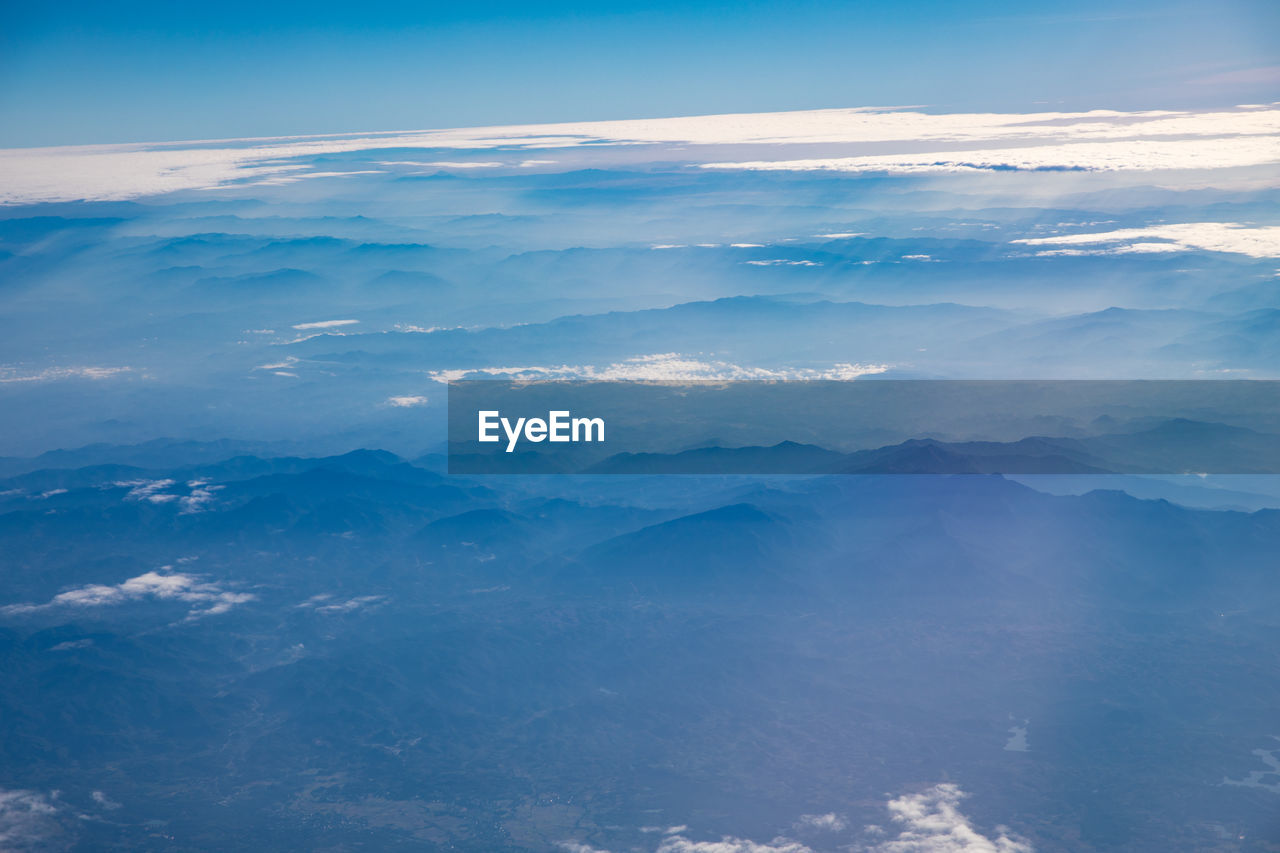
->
1, 104, 1277, 205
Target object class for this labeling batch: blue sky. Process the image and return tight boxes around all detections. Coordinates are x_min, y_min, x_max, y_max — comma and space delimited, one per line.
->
2, 0, 1277, 147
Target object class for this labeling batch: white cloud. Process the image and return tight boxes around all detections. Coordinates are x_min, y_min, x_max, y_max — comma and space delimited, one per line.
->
116, 479, 176, 503
560, 787, 1027, 853
869, 784, 1033, 853
745, 259, 822, 266
815, 233, 864, 239
237, 169, 382, 187
90, 791, 121, 810
429, 353, 889, 382
292, 319, 359, 330
3, 106, 1274, 203
657, 835, 812, 853
1, 570, 254, 619
255, 357, 299, 371
180, 481, 223, 514
112, 477, 221, 511
387, 395, 429, 407
0, 366, 133, 384
558, 843, 613, 853
0, 789, 61, 852
377, 160, 504, 168
701, 135, 1279, 174
49, 639, 93, 651
794, 813, 847, 832
297, 594, 385, 614
1012, 222, 1280, 258
394, 324, 461, 333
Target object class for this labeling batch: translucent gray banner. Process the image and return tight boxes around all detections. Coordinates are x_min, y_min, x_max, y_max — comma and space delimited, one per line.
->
447, 380, 1280, 475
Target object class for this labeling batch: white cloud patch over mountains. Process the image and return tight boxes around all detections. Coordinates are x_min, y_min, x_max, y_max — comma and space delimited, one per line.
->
1, 570, 254, 619
868, 784, 1033, 853
0, 366, 134, 384
0, 789, 62, 852
656, 835, 813, 852
429, 353, 889, 383
2, 105, 1275, 203
386, 395, 429, 407
794, 814, 847, 832
1012, 222, 1280, 258
115, 478, 224, 513
557, 784, 1030, 853
292, 319, 359, 330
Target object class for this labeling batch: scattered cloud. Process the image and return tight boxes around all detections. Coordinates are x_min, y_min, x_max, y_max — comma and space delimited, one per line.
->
180, 480, 223, 514
429, 353, 889, 382
794, 813, 847, 832
297, 594, 385, 614
559, 785, 1028, 853
745, 259, 821, 266
868, 784, 1033, 852
0, 789, 62, 852
111, 478, 222, 511
386, 395, 429, 407
394, 323, 462, 333
1013, 222, 1280, 258
117, 479, 177, 503
90, 791, 121, 811
255, 357, 299, 371
1, 570, 254, 619
292, 319, 359, 330
0, 366, 133, 384
656, 835, 812, 853
49, 639, 93, 651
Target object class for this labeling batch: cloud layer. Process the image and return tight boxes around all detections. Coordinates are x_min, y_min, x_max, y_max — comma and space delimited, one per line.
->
2, 105, 1275, 203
